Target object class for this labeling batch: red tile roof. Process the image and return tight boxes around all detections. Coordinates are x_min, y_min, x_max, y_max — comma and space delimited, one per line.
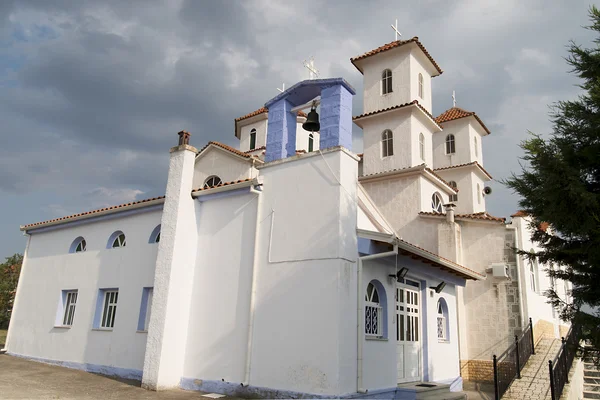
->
21, 196, 166, 230
511, 210, 528, 218
244, 146, 266, 154
235, 108, 306, 122
433, 161, 493, 180
424, 167, 459, 192
350, 37, 443, 76
191, 178, 253, 193
419, 211, 506, 223
353, 100, 441, 129
198, 141, 253, 159
360, 164, 457, 193
435, 107, 491, 135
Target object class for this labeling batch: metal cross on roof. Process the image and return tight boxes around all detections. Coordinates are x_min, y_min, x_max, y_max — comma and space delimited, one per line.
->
452, 90, 456, 107
277, 83, 285, 93
391, 19, 402, 41
303, 57, 319, 80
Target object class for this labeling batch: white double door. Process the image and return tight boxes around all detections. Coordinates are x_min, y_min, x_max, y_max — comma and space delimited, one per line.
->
396, 280, 421, 383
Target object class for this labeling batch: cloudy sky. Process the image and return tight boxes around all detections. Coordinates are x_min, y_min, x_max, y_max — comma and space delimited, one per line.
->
0, 0, 595, 257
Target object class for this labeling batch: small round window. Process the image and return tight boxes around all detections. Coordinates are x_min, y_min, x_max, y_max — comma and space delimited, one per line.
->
204, 176, 222, 188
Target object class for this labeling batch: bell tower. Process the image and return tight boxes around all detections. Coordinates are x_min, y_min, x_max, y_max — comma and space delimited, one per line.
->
350, 38, 443, 176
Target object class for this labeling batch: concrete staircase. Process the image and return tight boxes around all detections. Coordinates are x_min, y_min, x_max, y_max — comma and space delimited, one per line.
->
502, 338, 562, 400
584, 361, 600, 399
396, 382, 467, 399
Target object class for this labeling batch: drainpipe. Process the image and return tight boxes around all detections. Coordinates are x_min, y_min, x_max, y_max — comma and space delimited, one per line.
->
242, 183, 263, 387
357, 243, 398, 393
507, 224, 527, 329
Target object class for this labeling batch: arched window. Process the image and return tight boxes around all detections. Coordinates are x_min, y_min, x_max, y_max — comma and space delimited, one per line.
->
419, 133, 425, 161
431, 192, 443, 213
445, 134, 455, 154
249, 128, 257, 150
448, 181, 458, 202
204, 176, 222, 188
418, 73, 424, 99
477, 183, 482, 205
149, 225, 161, 244
382, 130, 394, 157
365, 280, 387, 338
308, 133, 314, 152
437, 298, 449, 341
474, 136, 478, 157
107, 231, 126, 249
381, 69, 392, 95
69, 237, 87, 253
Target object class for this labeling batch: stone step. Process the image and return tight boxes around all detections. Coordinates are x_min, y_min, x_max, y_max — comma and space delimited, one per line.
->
420, 392, 466, 400
586, 370, 600, 378
585, 377, 600, 385
585, 384, 600, 393
584, 391, 600, 399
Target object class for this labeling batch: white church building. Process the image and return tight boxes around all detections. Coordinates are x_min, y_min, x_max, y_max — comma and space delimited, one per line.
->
5, 37, 570, 398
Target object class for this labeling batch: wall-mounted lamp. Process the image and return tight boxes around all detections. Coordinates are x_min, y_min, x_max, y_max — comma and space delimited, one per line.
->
430, 281, 446, 294
388, 267, 409, 283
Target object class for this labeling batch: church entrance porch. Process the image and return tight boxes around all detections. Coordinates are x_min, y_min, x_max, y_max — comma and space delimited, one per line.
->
396, 279, 422, 384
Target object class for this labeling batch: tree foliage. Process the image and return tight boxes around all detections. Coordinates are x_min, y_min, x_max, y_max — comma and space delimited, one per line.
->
505, 6, 600, 354
0, 254, 23, 329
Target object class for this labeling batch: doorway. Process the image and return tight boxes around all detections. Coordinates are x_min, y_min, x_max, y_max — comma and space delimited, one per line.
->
396, 279, 421, 383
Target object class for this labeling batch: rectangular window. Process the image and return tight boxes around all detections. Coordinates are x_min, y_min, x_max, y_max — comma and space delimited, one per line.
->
365, 303, 382, 337
101, 290, 119, 329
137, 287, 154, 332
62, 290, 78, 326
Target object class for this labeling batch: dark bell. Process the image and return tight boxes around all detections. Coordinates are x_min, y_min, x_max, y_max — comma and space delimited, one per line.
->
302, 107, 320, 132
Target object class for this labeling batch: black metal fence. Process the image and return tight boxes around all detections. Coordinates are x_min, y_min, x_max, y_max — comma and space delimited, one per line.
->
548, 324, 581, 400
493, 318, 535, 400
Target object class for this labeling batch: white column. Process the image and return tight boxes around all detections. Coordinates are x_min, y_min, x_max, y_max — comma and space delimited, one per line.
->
142, 141, 198, 390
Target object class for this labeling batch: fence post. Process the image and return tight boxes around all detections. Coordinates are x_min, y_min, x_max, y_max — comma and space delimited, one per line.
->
562, 337, 569, 384
530, 317, 535, 355
549, 360, 556, 400
493, 354, 499, 400
515, 335, 521, 379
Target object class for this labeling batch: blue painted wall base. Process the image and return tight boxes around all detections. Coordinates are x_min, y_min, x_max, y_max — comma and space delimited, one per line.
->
6, 352, 143, 381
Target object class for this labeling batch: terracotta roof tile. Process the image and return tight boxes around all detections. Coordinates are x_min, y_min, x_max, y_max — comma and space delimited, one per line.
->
198, 141, 252, 159
244, 146, 266, 154
353, 100, 441, 129
435, 107, 491, 135
424, 167, 458, 192
235, 107, 267, 122
433, 161, 493, 180
511, 210, 528, 218
350, 37, 443, 76
360, 164, 457, 193
22, 196, 166, 230
191, 178, 253, 193
419, 211, 505, 223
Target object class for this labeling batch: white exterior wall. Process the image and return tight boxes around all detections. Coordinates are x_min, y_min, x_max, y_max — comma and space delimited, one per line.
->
433, 168, 472, 214
419, 176, 450, 214
248, 149, 358, 395
360, 49, 412, 114
470, 171, 487, 214
409, 52, 433, 113
361, 257, 461, 390
7, 210, 161, 371
411, 114, 434, 167
193, 147, 256, 189
183, 192, 258, 383
361, 109, 412, 176
470, 124, 485, 166
239, 119, 268, 152
432, 120, 473, 169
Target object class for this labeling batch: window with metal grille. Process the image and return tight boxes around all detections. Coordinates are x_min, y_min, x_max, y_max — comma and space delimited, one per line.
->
365, 282, 382, 337
431, 192, 443, 213
437, 299, 449, 341
204, 175, 222, 188
445, 134, 456, 154
62, 291, 78, 326
381, 69, 392, 95
249, 128, 257, 150
381, 130, 393, 157
101, 290, 118, 329
69, 237, 87, 253
448, 181, 458, 202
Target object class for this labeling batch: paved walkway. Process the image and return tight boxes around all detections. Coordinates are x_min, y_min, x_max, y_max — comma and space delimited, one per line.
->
502, 338, 562, 400
0, 354, 241, 400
